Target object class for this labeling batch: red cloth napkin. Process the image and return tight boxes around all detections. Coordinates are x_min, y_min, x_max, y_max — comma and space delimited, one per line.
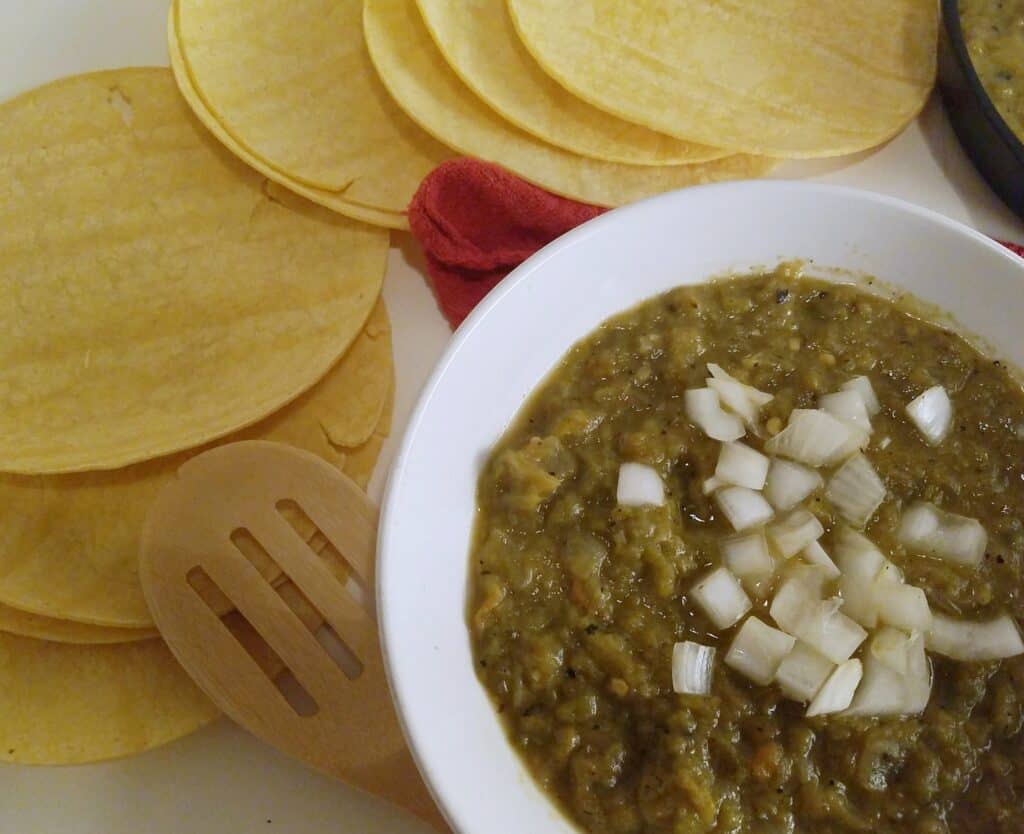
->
408, 158, 604, 328
408, 158, 1024, 328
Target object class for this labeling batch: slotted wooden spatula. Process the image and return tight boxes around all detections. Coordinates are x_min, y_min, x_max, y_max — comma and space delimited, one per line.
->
139, 441, 448, 832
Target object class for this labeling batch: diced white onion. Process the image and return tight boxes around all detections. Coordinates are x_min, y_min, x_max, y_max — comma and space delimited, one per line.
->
834, 527, 886, 582
801, 540, 841, 579
845, 654, 912, 716
873, 574, 932, 631
764, 458, 823, 511
781, 561, 834, 597
768, 509, 825, 559
764, 409, 854, 467
702, 476, 724, 495
927, 612, 1024, 661
829, 425, 872, 464
714, 442, 770, 490
775, 641, 835, 702
820, 390, 873, 433
825, 453, 886, 528
690, 567, 752, 630
715, 486, 774, 532
707, 363, 773, 405
847, 629, 932, 716
672, 641, 716, 696
771, 577, 865, 667
725, 616, 795, 686
721, 531, 775, 597
707, 378, 759, 427
896, 501, 987, 568
840, 376, 881, 417
839, 575, 879, 628
616, 463, 665, 507
906, 385, 952, 445
685, 388, 745, 442
807, 659, 863, 717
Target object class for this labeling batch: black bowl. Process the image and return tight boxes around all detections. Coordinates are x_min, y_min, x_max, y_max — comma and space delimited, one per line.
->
938, 0, 1024, 219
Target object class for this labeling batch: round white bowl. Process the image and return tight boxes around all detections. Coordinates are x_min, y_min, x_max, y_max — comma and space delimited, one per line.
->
378, 181, 1024, 834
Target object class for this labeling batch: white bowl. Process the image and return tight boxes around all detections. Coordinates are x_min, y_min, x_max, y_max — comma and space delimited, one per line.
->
377, 181, 1024, 834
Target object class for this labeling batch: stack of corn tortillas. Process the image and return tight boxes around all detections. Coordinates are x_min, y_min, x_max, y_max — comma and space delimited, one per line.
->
167, 0, 936, 227
0, 68, 393, 764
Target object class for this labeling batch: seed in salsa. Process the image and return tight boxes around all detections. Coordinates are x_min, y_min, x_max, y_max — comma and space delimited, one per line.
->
469, 269, 1024, 834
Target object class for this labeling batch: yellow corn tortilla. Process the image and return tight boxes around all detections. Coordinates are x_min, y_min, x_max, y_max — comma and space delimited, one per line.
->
0, 603, 157, 645
0, 301, 394, 629
166, 14, 408, 231
415, 0, 725, 167
507, 0, 938, 158
174, 0, 452, 208
0, 631, 219, 764
0, 68, 388, 474
363, 0, 775, 207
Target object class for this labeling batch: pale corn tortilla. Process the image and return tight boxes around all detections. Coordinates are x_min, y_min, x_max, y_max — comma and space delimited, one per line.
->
0, 631, 219, 764
166, 14, 409, 231
415, 0, 725, 167
507, 0, 938, 158
175, 0, 451, 208
0, 68, 388, 474
0, 302, 394, 629
362, 0, 775, 208
0, 603, 157, 645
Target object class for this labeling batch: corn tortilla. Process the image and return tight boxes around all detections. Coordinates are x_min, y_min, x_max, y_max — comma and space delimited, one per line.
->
175, 0, 451, 208
0, 68, 387, 474
507, 0, 938, 158
415, 0, 725, 167
0, 631, 219, 764
0, 302, 394, 629
0, 603, 157, 645
166, 14, 408, 231
363, 0, 775, 208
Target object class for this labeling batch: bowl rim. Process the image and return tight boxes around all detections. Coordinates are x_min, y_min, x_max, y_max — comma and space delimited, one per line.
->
941, 0, 1024, 168
376, 180, 1023, 834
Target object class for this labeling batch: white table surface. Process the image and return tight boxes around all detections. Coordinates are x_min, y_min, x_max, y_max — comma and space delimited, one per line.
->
1, 2, 1022, 832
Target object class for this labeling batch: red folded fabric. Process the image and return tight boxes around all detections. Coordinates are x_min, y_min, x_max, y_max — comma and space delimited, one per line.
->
408, 158, 605, 328
408, 157, 1024, 328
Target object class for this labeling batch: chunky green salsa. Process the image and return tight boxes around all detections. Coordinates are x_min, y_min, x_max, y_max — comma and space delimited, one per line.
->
962, 0, 1024, 139
470, 269, 1024, 834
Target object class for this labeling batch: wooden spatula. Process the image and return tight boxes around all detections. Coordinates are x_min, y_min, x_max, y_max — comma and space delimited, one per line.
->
138, 441, 448, 833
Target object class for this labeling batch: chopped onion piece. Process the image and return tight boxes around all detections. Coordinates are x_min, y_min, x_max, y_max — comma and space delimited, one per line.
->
834, 528, 886, 582
820, 390, 873, 433
896, 501, 987, 568
871, 626, 919, 676
829, 425, 872, 464
690, 567, 752, 629
702, 476, 724, 495
906, 385, 952, 445
781, 561, 834, 597
769, 577, 818, 634
672, 641, 716, 696
721, 531, 775, 597
839, 575, 879, 628
775, 641, 835, 701
845, 654, 912, 716
685, 388, 745, 442
840, 376, 881, 416
707, 377, 759, 427
707, 363, 773, 405
874, 578, 931, 632
927, 613, 1024, 661
725, 616, 795, 686
715, 486, 774, 532
791, 597, 867, 664
768, 509, 825, 559
807, 659, 863, 717
764, 459, 823, 511
764, 409, 853, 467
802, 540, 841, 579
714, 442, 770, 490
616, 463, 665, 507
825, 453, 886, 528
